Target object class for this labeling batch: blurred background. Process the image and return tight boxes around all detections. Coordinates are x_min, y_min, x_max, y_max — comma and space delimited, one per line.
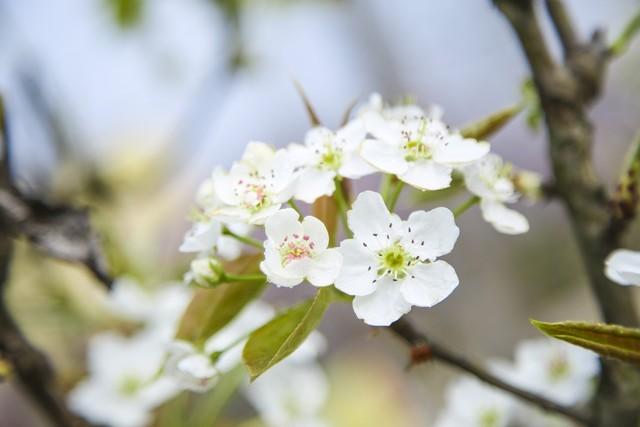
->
0, 0, 639, 425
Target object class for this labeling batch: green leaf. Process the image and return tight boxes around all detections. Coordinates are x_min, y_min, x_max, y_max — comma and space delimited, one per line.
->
531, 319, 640, 365
176, 254, 265, 344
243, 287, 331, 380
460, 104, 522, 140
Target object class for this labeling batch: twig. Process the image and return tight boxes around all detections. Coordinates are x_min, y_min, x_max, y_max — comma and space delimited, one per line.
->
389, 318, 593, 426
544, 0, 577, 55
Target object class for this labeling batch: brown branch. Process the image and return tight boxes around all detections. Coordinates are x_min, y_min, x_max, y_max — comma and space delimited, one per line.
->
494, 0, 640, 425
545, 0, 578, 55
389, 318, 593, 426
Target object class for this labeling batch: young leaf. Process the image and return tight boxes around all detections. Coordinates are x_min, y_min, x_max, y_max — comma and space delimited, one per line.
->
531, 319, 640, 365
460, 104, 522, 140
243, 287, 331, 380
176, 254, 265, 344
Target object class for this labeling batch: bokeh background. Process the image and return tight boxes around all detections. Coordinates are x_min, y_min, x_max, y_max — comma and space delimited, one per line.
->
0, 0, 639, 426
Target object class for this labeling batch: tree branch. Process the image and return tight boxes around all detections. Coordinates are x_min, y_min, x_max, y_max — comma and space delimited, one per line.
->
494, 1, 640, 425
388, 318, 592, 426
545, 0, 577, 55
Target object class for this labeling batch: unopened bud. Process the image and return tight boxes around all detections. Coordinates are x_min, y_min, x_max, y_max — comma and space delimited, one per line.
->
185, 258, 224, 288
513, 170, 542, 202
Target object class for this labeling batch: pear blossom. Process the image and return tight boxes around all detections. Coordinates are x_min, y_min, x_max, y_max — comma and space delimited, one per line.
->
107, 278, 192, 341
166, 302, 273, 392
211, 142, 298, 225
491, 338, 599, 406
435, 377, 516, 427
287, 121, 376, 203
181, 169, 252, 259
260, 209, 343, 288
244, 333, 329, 427
461, 153, 529, 235
334, 191, 459, 326
360, 98, 489, 191
68, 332, 180, 427
605, 249, 640, 286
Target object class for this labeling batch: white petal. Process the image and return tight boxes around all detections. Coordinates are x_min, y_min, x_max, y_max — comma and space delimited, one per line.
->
401, 208, 459, 260
605, 249, 640, 286
334, 239, 378, 296
265, 208, 301, 245
352, 277, 412, 326
480, 200, 529, 235
260, 246, 305, 288
302, 215, 329, 251
399, 160, 452, 191
432, 134, 490, 165
307, 249, 343, 287
339, 151, 377, 178
212, 172, 239, 206
362, 111, 403, 142
179, 221, 221, 253
242, 141, 275, 169
248, 204, 282, 225
216, 236, 244, 260
400, 261, 459, 307
347, 191, 403, 250
305, 126, 334, 147
294, 168, 336, 203
361, 139, 408, 175
336, 118, 366, 148
174, 354, 219, 392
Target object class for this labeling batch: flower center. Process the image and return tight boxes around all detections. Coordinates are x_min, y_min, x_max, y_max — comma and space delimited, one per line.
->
478, 408, 501, 427
279, 234, 316, 266
547, 354, 571, 382
316, 141, 343, 172
118, 375, 143, 396
377, 242, 418, 280
235, 179, 271, 212
401, 118, 432, 162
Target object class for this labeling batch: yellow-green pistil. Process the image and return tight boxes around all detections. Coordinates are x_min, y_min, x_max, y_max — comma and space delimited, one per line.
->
375, 242, 419, 281
548, 354, 571, 383
478, 408, 501, 427
402, 118, 432, 162
119, 375, 143, 396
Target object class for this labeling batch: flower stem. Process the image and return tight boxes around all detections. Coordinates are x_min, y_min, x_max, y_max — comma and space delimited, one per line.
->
453, 196, 480, 218
223, 227, 262, 249
380, 173, 393, 201
333, 179, 352, 237
288, 199, 303, 216
386, 180, 405, 211
221, 272, 266, 283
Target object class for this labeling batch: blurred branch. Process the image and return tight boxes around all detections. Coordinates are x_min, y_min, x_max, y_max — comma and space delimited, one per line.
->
494, 0, 640, 424
544, 0, 577, 55
388, 318, 592, 426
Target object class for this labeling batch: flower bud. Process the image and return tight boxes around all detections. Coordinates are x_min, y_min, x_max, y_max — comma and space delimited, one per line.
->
513, 170, 542, 202
185, 258, 224, 288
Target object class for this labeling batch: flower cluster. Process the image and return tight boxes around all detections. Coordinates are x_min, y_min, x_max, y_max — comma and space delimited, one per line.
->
435, 338, 599, 427
181, 93, 539, 326
68, 279, 331, 427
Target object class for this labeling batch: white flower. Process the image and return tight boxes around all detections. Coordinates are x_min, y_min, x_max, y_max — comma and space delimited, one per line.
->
68, 332, 180, 427
260, 209, 343, 288
360, 99, 489, 191
107, 278, 192, 341
491, 338, 599, 406
244, 333, 329, 427
334, 191, 459, 326
605, 249, 640, 286
435, 377, 515, 427
212, 142, 298, 225
462, 153, 529, 235
179, 221, 250, 260
166, 301, 274, 392
287, 121, 376, 203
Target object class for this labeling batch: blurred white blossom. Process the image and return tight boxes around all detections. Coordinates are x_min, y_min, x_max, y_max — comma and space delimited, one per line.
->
68, 332, 180, 427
